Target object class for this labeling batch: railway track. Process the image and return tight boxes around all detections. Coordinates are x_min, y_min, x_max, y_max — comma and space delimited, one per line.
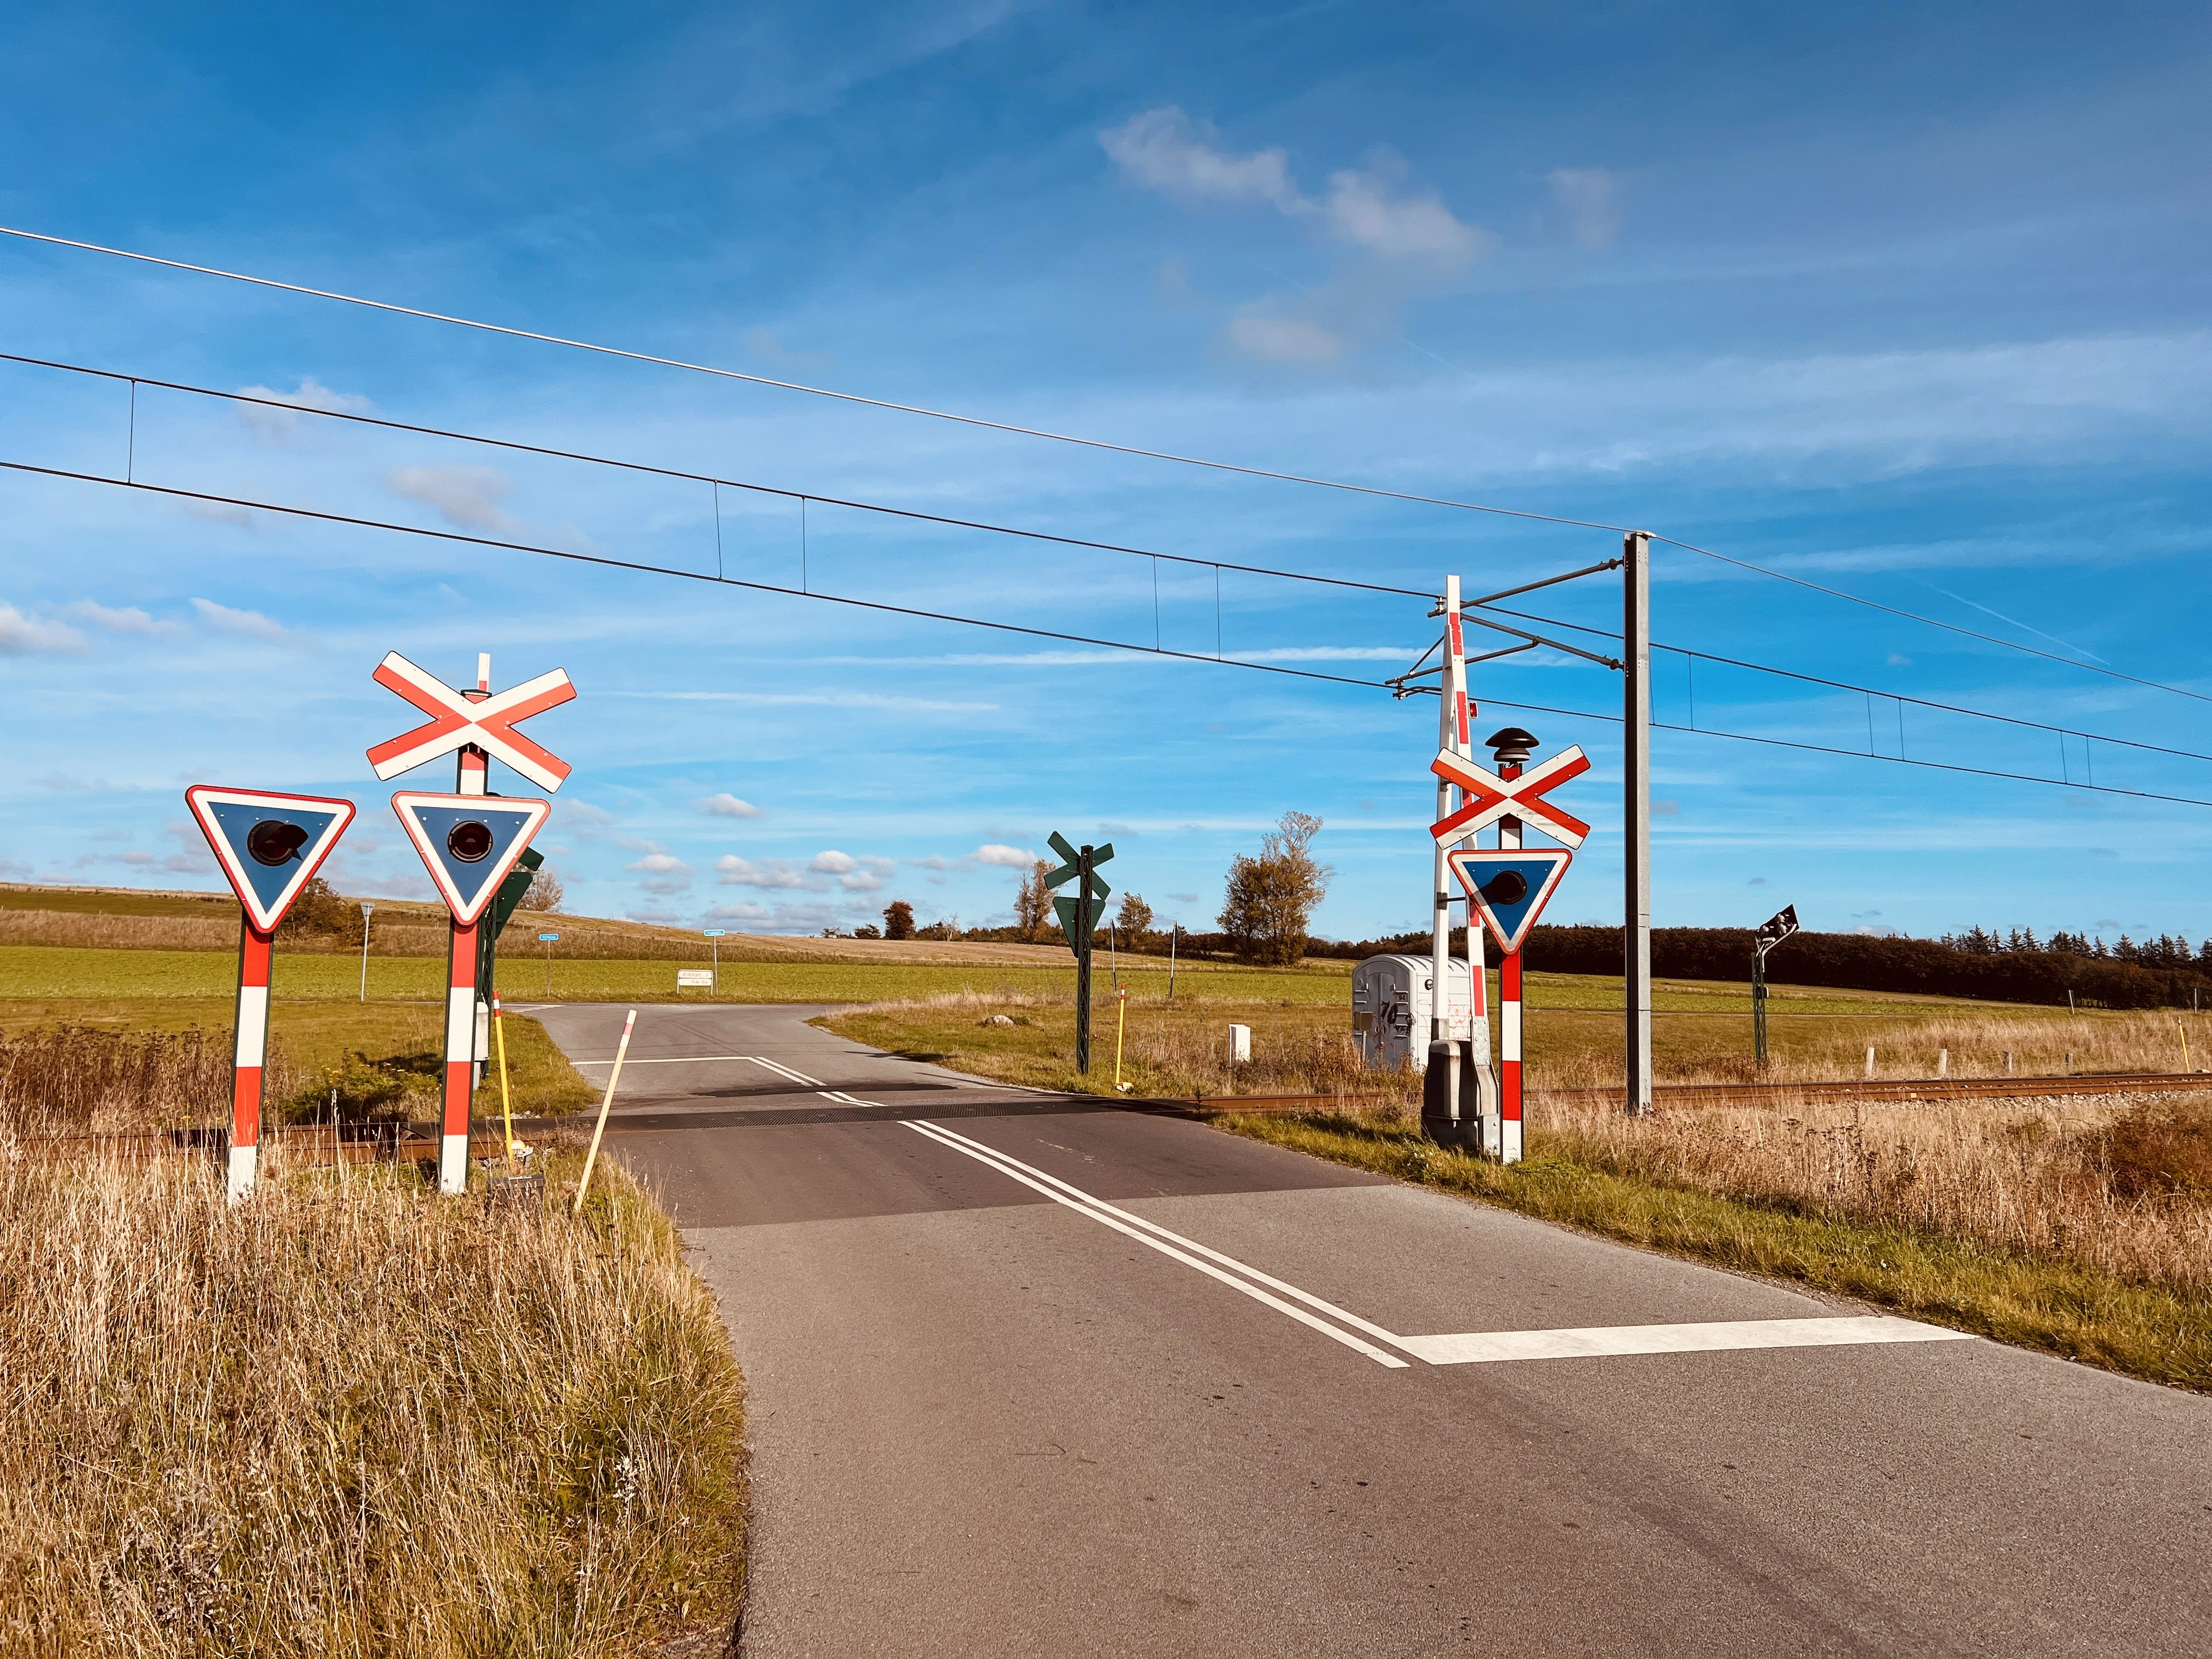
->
1174, 1070, 2212, 1116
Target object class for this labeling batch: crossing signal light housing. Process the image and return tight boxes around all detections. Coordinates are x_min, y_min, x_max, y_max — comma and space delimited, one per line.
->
447, 819, 495, 862
1480, 868, 1529, 906
246, 819, 309, 866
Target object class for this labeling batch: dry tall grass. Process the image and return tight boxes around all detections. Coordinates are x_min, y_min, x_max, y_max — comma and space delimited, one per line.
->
1528, 1089, 2212, 1292
0, 1026, 283, 1134
0, 1145, 745, 1657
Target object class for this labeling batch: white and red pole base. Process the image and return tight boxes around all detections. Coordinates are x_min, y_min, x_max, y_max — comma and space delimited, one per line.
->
229, 922, 274, 1201
1499, 758, 1526, 1165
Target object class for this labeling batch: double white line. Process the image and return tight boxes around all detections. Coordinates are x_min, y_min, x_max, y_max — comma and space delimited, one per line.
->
617, 1051, 1979, 1371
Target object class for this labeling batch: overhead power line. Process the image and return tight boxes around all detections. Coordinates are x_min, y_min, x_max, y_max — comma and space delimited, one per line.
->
4, 225, 2194, 707
0, 224, 1623, 533
8, 454, 2207, 813
1480, 602, 2212, 769
1652, 534, 2212, 707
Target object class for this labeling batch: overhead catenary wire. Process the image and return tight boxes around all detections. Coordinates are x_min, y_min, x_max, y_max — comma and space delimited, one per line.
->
0, 225, 1625, 534
4, 227, 2196, 708
10, 453, 2207, 814
1479, 602, 2212, 769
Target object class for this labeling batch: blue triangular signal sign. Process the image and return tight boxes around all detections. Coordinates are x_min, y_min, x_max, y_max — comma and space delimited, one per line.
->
391, 792, 552, 924
1447, 848, 1574, 956
185, 785, 357, 933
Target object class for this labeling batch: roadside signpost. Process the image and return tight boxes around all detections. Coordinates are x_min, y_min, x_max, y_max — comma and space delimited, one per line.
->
183, 785, 356, 1200
1753, 904, 1801, 1067
371, 651, 572, 1197
1041, 831, 1114, 1073
358, 900, 375, 1002
1429, 726, 1587, 1165
539, 931, 560, 994
703, 928, 726, 989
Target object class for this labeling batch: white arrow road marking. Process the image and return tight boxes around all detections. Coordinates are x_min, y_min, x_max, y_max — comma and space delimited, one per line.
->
902, 1120, 1980, 1370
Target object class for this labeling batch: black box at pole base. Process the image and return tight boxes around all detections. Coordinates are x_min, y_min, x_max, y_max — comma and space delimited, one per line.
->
1422, 1040, 1487, 1151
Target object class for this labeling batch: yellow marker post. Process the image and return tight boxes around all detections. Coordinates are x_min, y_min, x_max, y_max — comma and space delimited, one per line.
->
1113, 988, 1130, 1093
2181, 1020, 2192, 1074
575, 1008, 637, 1214
492, 992, 516, 1171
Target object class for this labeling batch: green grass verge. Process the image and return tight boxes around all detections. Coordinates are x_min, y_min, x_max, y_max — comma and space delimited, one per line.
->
1216, 1113, 2212, 1393
0, 944, 1346, 1006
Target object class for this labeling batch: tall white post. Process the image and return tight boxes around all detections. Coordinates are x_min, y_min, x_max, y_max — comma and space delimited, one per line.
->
1623, 532, 1653, 1115
1431, 577, 1458, 1056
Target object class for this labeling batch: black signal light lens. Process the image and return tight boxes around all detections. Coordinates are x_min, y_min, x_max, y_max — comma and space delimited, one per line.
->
1481, 870, 1530, 906
247, 819, 309, 867
447, 820, 494, 862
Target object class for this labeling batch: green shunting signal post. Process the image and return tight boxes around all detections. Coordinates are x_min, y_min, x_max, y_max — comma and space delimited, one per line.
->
1042, 831, 1114, 1074
1753, 903, 1799, 1068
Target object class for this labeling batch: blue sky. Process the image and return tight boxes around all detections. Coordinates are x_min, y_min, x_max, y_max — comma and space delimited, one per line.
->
2, 1, 2209, 943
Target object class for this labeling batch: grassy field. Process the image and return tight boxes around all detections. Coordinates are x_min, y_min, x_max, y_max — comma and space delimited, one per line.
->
1, 1138, 747, 1656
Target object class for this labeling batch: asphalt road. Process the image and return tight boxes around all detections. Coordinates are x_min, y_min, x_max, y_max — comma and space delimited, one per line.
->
525, 1001, 2212, 1657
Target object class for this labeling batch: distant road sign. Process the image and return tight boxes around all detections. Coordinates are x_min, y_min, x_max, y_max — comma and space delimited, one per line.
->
1758, 905, 1801, 952
1430, 746, 1591, 848
703, 929, 727, 937
185, 786, 356, 933
391, 792, 552, 924
1447, 848, 1574, 956
366, 652, 576, 791
676, 968, 714, 988
538, 933, 560, 941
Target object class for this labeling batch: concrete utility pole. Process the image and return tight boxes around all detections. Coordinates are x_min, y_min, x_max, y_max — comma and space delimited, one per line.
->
1432, 575, 1459, 1055
1623, 532, 1653, 1115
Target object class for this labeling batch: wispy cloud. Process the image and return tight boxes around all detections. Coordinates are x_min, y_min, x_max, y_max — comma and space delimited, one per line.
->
234, 376, 376, 442
189, 597, 284, 640
1547, 168, 1624, 252
1101, 106, 1488, 365
0, 604, 86, 656
697, 792, 762, 818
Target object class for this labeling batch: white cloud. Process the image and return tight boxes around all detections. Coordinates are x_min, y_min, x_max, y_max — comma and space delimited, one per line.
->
839, 871, 884, 893
628, 907, 683, 926
974, 844, 1034, 868
698, 792, 762, 818
627, 851, 693, 895
387, 465, 516, 533
716, 855, 812, 890
560, 800, 618, 826
1547, 168, 1623, 252
810, 850, 860, 874
189, 597, 284, 640
1099, 107, 1297, 209
811, 850, 894, 891
0, 605, 86, 656
234, 376, 376, 442
1227, 313, 1347, 364
180, 498, 256, 528
707, 901, 775, 923
64, 601, 178, 636
1102, 107, 1487, 365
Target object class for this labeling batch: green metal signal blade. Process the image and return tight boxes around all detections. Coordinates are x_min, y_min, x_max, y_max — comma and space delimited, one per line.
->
1048, 830, 1080, 865
1091, 842, 1114, 866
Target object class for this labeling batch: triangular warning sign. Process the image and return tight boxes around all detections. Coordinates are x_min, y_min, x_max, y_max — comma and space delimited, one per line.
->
391, 792, 552, 925
185, 785, 357, 933
1447, 848, 1574, 956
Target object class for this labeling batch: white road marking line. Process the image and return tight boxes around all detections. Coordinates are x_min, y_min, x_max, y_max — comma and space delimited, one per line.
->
568, 1053, 761, 1066
1396, 1317, 1976, 1365
917, 1120, 1415, 1355
901, 1120, 1410, 1368
905, 1120, 1982, 1372
748, 1056, 828, 1088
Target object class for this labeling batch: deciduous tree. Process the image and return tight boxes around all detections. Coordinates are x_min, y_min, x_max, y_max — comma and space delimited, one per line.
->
1218, 811, 1332, 966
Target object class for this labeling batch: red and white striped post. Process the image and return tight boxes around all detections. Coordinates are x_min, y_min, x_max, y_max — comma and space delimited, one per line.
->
1496, 749, 1526, 1165
229, 919, 274, 1200
437, 653, 493, 1195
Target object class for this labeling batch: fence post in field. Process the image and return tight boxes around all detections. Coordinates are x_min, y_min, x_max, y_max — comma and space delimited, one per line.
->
1938, 1048, 1949, 1079
1865, 1045, 1875, 1079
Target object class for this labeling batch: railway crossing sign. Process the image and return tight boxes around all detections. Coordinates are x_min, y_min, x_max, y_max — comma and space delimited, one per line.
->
185, 785, 357, 933
1042, 831, 1114, 1072
391, 792, 552, 924
1447, 848, 1574, 956
365, 651, 577, 791
1430, 744, 1591, 848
